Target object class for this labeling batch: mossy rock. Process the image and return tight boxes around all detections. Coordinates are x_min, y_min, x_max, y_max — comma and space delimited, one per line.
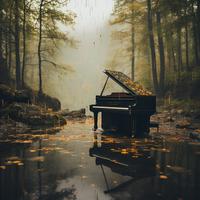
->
6, 103, 66, 128
0, 84, 31, 104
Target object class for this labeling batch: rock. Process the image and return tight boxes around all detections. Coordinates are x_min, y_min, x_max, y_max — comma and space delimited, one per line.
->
176, 119, 191, 129
163, 110, 168, 113
0, 84, 61, 111
0, 118, 30, 139
31, 127, 61, 134
0, 84, 15, 103
62, 108, 86, 118
14, 90, 31, 103
58, 109, 70, 116
164, 116, 175, 122
36, 93, 61, 111
170, 109, 176, 115
177, 109, 184, 114
6, 103, 66, 128
0, 84, 31, 104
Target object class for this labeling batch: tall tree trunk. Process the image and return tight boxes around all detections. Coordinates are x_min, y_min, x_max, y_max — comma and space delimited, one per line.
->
167, 48, 171, 71
5, 29, 8, 70
8, 5, 12, 80
0, 12, 3, 62
185, 24, 189, 71
192, 3, 199, 65
147, 0, 159, 95
166, 32, 176, 73
193, 24, 199, 65
38, 0, 44, 94
171, 43, 176, 72
14, 0, 21, 89
156, 11, 165, 97
197, 0, 200, 58
5, 11, 9, 73
131, 10, 135, 81
22, 0, 26, 87
177, 28, 182, 80
165, 32, 171, 71
0, 30, 3, 63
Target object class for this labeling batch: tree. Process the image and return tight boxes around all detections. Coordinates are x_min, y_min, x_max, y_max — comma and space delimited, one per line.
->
0, 0, 5, 63
36, 0, 75, 94
192, 1, 199, 65
22, 0, 27, 87
111, 0, 142, 81
112, 0, 164, 95
38, 0, 44, 94
0, 0, 75, 93
14, 0, 21, 89
112, 0, 200, 97
156, 10, 165, 96
131, 8, 135, 80
147, 0, 159, 95
196, 0, 200, 57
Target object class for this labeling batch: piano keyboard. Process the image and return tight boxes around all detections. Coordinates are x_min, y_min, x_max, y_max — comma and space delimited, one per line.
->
92, 105, 129, 111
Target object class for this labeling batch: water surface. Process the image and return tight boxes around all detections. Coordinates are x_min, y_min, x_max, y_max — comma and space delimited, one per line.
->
0, 119, 200, 200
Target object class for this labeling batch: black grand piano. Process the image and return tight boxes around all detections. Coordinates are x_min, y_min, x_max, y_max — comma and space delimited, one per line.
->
90, 70, 156, 137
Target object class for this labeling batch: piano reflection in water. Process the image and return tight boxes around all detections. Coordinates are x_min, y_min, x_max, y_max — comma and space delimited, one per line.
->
89, 134, 156, 193
90, 70, 156, 137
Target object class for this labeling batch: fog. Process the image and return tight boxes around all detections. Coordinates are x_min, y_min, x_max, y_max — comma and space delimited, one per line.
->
42, 0, 117, 111
24, 0, 133, 112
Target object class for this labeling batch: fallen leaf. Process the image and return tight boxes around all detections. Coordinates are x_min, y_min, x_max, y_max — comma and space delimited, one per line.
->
29, 156, 45, 162
160, 175, 168, 180
0, 166, 6, 170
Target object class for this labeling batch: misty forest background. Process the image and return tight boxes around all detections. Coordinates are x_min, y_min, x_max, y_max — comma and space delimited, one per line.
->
0, 0, 200, 111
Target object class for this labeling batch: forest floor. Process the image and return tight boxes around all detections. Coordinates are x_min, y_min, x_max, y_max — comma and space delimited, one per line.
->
0, 105, 66, 142
0, 82, 200, 143
0, 108, 87, 142
0, 84, 89, 143
0, 100, 200, 144
151, 100, 200, 141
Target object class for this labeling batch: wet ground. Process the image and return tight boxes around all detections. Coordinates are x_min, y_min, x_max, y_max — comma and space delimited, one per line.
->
0, 118, 200, 200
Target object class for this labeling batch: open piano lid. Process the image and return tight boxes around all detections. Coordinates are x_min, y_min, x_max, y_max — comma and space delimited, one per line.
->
104, 70, 153, 96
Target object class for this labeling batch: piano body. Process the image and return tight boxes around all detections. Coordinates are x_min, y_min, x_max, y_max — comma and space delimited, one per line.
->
90, 70, 156, 137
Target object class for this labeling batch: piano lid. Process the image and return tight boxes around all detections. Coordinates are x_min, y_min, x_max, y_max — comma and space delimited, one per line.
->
104, 70, 153, 96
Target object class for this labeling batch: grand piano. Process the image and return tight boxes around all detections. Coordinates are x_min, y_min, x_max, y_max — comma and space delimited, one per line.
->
90, 70, 156, 137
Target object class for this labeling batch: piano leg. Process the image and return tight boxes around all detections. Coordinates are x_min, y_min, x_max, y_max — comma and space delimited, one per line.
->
130, 114, 135, 137
134, 114, 150, 137
93, 112, 98, 131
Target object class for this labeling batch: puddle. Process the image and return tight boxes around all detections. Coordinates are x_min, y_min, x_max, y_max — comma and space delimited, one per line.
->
0, 119, 200, 200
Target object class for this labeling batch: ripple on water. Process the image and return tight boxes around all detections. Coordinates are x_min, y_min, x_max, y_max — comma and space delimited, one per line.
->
0, 120, 200, 200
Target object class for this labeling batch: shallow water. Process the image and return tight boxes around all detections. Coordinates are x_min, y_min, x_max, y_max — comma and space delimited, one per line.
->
0, 119, 200, 200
